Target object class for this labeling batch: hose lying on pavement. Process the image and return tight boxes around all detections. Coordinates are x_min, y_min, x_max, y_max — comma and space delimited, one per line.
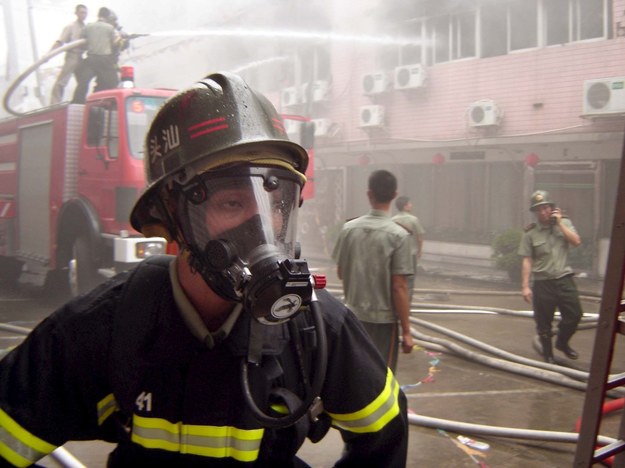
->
329, 283, 617, 449
406, 319, 623, 451
409, 324, 590, 392
408, 413, 617, 446
408, 320, 625, 398
408, 324, 616, 452
410, 317, 590, 382
412, 302, 599, 322
0, 323, 32, 335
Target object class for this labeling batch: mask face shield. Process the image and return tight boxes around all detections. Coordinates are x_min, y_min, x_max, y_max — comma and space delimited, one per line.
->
165, 164, 312, 323
178, 166, 300, 261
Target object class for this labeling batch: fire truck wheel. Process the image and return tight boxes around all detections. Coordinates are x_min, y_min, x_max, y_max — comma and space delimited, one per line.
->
70, 236, 101, 296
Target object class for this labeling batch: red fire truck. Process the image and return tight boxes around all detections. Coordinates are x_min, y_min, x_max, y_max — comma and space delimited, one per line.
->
0, 81, 315, 297
0, 81, 175, 295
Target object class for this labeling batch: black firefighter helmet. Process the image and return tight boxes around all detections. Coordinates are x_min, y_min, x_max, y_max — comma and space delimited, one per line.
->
130, 72, 308, 239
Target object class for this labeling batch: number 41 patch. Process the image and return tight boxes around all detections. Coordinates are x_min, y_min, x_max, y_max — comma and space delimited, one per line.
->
135, 391, 153, 412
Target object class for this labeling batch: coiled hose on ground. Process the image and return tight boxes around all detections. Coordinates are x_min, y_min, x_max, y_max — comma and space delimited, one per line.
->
328, 283, 621, 451
404, 299, 623, 453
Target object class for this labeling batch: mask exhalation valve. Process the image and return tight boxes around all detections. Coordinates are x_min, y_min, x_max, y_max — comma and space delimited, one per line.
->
243, 245, 312, 324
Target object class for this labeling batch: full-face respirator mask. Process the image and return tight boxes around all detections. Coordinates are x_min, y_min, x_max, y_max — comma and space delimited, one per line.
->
165, 165, 312, 324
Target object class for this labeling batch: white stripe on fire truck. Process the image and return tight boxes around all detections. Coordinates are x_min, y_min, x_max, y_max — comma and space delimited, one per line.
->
0, 134, 17, 145
0, 163, 16, 172
0, 202, 12, 217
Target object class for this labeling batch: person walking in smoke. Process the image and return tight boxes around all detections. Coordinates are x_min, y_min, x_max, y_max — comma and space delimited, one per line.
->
392, 195, 425, 304
0, 73, 408, 467
518, 190, 583, 364
50, 4, 88, 105
332, 170, 415, 373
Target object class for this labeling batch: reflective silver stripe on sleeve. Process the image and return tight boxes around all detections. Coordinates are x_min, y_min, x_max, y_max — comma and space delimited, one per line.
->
0, 408, 56, 467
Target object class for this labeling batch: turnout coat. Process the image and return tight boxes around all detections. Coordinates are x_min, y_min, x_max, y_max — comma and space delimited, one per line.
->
0, 257, 408, 467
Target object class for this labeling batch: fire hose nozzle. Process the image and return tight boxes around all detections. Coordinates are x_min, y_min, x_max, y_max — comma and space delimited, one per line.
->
125, 33, 149, 40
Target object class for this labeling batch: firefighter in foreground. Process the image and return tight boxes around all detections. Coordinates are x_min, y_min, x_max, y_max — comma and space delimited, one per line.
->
0, 73, 408, 467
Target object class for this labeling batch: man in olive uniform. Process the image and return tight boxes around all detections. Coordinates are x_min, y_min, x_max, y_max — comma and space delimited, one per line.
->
392, 195, 425, 304
518, 190, 583, 363
72, 7, 121, 104
332, 170, 414, 373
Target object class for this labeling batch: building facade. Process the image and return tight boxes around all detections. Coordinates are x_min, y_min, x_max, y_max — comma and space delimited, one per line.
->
253, 0, 625, 277
6, 0, 622, 277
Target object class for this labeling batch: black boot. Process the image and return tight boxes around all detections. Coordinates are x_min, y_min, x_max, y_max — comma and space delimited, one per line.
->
555, 340, 579, 360
539, 334, 556, 364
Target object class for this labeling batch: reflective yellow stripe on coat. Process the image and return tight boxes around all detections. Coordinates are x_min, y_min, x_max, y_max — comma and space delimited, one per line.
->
97, 393, 119, 426
327, 369, 401, 433
131, 414, 264, 462
0, 407, 56, 467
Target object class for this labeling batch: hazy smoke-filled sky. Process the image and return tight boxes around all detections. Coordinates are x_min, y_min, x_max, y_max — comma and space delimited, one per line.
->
1, 0, 389, 112
1, 0, 260, 98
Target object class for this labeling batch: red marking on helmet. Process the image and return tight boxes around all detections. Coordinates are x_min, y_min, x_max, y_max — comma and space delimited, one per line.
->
179, 92, 195, 112
188, 117, 228, 139
272, 117, 286, 134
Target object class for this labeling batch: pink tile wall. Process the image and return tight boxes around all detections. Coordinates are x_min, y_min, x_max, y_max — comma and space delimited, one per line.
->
315, 3, 625, 144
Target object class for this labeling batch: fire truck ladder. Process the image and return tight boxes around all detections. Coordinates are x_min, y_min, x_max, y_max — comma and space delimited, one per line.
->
574, 138, 625, 466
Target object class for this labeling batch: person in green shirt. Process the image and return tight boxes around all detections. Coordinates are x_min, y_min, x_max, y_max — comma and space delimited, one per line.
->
332, 170, 415, 372
518, 190, 583, 364
392, 196, 425, 304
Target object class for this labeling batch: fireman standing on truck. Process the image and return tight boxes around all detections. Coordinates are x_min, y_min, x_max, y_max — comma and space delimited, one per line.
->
49, 4, 88, 105
0, 73, 408, 467
71, 7, 121, 104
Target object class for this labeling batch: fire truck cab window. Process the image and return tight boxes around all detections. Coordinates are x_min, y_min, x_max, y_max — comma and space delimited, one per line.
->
86, 100, 119, 159
126, 97, 168, 159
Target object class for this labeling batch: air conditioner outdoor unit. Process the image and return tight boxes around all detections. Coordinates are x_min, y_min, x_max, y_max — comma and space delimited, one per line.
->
468, 99, 501, 127
394, 64, 426, 90
362, 72, 389, 95
583, 77, 625, 115
359, 105, 385, 127
281, 87, 299, 107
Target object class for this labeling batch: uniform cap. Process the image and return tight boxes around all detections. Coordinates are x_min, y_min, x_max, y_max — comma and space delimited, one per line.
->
530, 190, 554, 211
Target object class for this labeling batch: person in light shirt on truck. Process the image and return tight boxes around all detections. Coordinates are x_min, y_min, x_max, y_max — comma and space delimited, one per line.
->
50, 4, 88, 105
72, 7, 122, 104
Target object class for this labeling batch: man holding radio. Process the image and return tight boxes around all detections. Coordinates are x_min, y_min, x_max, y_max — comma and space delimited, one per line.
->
518, 190, 584, 364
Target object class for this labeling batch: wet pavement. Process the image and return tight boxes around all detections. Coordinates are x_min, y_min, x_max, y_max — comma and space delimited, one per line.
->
3, 257, 622, 467
295, 258, 620, 467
